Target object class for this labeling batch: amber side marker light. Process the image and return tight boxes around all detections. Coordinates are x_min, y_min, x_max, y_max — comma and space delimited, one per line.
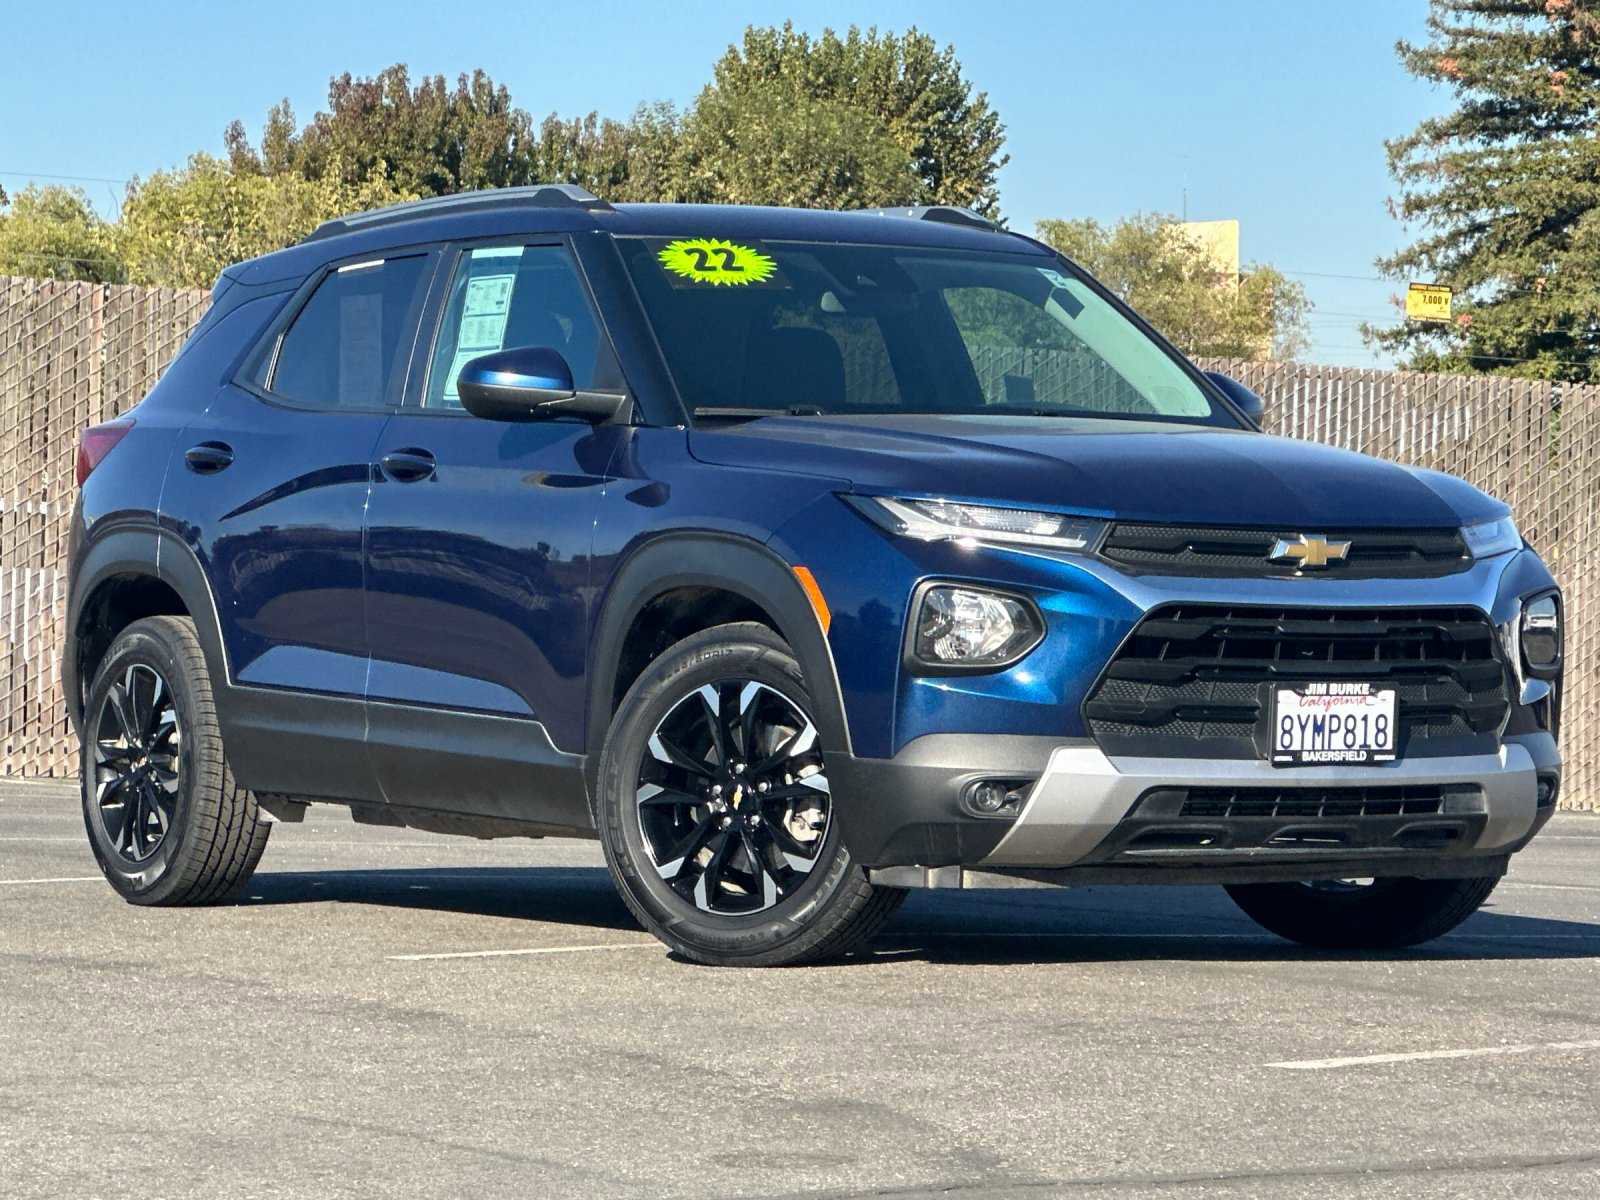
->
792, 566, 831, 635
76, 418, 136, 486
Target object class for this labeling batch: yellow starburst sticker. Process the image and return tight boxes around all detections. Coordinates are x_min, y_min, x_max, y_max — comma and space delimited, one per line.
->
657, 238, 777, 286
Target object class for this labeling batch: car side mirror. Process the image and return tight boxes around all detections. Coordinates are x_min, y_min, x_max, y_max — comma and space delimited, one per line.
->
457, 346, 627, 423
1205, 371, 1266, 426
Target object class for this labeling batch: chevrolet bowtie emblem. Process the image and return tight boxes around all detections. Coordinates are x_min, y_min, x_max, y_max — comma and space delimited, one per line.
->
1268, 533, 1352, 569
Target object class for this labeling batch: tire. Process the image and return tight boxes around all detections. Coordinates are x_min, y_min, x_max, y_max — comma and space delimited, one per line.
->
1224, 875, 1500, 950
595, 622, 905, 966
80, 615, 270, 906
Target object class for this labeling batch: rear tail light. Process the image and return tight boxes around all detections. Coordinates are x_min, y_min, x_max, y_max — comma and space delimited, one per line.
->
75, 418, 136, 486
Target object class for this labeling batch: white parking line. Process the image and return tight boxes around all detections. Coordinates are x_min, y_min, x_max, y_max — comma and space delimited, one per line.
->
893, 930, 1264, 940
387, 942, 658, 961
1267, 1040, 1600, 1071
0, 836, 550, 847
0, 876, 102, 887
892, 930, 1600, 942
1456, 933, 1600, 940
1503, 880, 1600, 893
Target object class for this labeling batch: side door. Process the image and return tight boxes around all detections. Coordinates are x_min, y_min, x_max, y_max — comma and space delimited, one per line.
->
160, 249, 436, 800
362, 240, 625, 829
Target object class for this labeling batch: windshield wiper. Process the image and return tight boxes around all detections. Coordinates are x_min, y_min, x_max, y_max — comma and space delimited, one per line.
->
966, 404, 1086, 417
691, 406, 825, 420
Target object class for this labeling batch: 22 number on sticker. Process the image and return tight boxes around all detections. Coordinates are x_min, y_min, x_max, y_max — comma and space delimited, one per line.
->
657, 238, 778, 287
684, 245, 742, 274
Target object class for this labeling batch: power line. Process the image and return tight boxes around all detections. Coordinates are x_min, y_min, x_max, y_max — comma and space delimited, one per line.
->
1309, 342, 1600, 373
0, 169, 129, 186
1278, 268, 1388, 283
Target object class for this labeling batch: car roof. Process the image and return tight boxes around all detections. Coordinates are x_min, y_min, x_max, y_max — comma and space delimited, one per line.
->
222, 190, 1049, 285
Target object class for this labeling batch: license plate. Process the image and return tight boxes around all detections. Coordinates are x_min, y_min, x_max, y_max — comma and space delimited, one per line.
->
1270, 683, 1397, 766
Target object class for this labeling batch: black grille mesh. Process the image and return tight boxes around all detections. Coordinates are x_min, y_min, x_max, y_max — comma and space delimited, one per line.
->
1084, 605, 1512, 759
1176, 784, 1449, 820
1099, 523, 1470, 577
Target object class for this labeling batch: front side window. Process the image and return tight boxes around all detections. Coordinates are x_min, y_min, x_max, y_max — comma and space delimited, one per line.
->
618, 238, 1235, 426
423, 245, 605, 409
271, 255, 431, 410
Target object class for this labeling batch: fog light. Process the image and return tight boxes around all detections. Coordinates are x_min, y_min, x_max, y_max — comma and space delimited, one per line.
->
1536, 776, 1559, 808
1521, 593, 1561, 673
962, 779, 1032, 819
911, 584, 1043, 671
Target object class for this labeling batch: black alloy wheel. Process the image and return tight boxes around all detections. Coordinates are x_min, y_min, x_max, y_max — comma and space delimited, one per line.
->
595, 622, 906, 966
636, 678, 831, 915
91, 663, 182, 864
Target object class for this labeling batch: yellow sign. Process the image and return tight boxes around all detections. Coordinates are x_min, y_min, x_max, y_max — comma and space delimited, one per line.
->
658, 238, 777, 286
1406, 283, 1453, 323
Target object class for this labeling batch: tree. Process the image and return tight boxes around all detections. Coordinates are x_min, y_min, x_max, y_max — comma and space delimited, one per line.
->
0, 185, 123, 282
1376, 0, 1600, 379
1037, 213, 1311, 361
119, 155, 415, 288
4, 30, 1013, 287
527, 104, 683, 202
226, 66, 682, 203
670, 85, 922, 209
704, 23, 1007, 215
225, 66, 541, 196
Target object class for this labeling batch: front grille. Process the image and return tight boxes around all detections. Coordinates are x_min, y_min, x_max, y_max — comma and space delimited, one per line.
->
1177, 784, 1448, 820
1084, 605, 1512, 759
1099, 523, 1470, 578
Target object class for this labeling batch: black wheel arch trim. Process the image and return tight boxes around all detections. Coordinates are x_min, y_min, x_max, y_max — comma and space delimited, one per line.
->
585, 531, 852, 777
65, 525, 230, 733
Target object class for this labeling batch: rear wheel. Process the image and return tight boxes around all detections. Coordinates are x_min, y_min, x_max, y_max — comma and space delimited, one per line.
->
596, 622, 905, 966
1224, 875, 1499, 949
80, 616, 270, 905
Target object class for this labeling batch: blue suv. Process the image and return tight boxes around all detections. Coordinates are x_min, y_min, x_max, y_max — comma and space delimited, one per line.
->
65, 186, 1564, 965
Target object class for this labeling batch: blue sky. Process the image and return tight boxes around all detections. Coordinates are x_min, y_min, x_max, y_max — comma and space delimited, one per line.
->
4, 0, 1444, 365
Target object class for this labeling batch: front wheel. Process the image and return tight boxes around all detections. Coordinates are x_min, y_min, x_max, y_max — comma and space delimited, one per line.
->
595, 622, 905, 966
1224, 875, 1500, 949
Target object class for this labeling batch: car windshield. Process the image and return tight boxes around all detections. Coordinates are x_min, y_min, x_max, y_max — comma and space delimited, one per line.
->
617, 236, 1239, 427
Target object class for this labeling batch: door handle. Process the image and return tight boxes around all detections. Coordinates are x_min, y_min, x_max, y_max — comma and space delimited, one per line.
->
184, 442, 234, 474
380, 448, 437, 483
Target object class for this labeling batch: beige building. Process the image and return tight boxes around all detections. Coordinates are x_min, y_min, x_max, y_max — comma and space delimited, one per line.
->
1176, 218, 1241, 288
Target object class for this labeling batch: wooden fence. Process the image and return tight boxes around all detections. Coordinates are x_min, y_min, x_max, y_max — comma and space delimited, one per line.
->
2, 277, 1596, 808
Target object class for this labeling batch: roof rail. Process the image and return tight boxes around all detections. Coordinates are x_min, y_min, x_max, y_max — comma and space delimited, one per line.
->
304, 184, 613, 243
852, 205, 1001, 232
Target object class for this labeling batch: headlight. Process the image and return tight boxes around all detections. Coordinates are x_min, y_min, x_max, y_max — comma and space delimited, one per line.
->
1521, 593, 1561, 673
909, 584, 1044, 671
1461, 516, 1521, 558
847, 495, 1106, 552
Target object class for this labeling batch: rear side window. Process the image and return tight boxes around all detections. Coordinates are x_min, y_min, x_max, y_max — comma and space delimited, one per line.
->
423, 245, 606, 409
270, 255, 431, 410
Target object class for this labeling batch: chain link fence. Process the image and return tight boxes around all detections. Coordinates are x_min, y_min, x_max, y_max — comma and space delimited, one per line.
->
3, 279, 1596, 808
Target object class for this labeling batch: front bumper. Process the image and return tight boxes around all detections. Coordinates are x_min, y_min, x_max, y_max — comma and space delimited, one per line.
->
833, 731, 1560, 886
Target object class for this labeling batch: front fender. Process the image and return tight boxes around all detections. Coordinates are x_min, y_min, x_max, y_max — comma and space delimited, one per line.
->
585, 531, 849, 768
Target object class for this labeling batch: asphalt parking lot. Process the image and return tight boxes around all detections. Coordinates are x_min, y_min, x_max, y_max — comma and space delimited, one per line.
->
4, 778, 1600, 1199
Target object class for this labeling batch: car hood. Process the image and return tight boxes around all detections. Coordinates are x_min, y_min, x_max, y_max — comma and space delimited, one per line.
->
687, 413, 1507, 529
